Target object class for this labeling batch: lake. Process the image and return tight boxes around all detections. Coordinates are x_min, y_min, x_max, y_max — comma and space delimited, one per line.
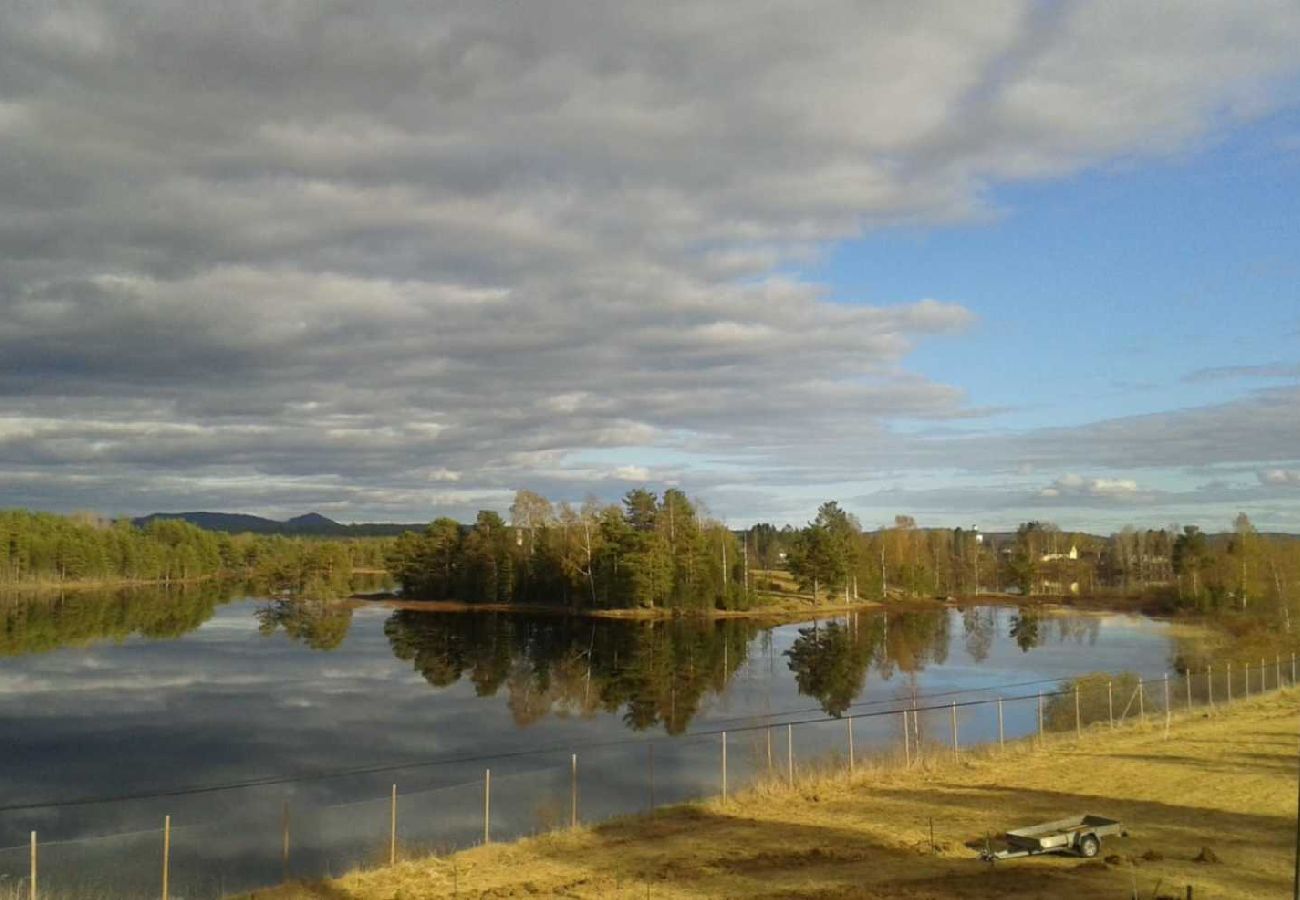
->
0, 585, 1179, 897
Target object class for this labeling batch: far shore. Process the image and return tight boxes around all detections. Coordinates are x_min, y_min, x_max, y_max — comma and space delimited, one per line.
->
357, 593, 882, 621
0, 574, 217, 594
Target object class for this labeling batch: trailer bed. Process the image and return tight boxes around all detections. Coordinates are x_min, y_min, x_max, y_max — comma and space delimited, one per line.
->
980, 815, 1124, 861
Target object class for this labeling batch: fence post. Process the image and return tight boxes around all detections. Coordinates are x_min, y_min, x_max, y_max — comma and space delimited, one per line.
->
1186, 671, 1192, 712
28, 831, 35, 900
162, 815, 171, 900
1277, 654, 1282, 690
1292, 652, 1296, 686
1263, 658, 1268, 693
847, 718, 855, 773
766, 727, 772, 776
1074, 686, 1081, 738
389, 784, 397, 866
787, 723, 794, 786
903, 709, 911, 767
483, 769, 491, 845
648, 744, 655, 811
950, 702, 959, 759
1108, 680, 1114, 729
721, 734, 728, 802
1244, 661, 1250, 697
281, 800, 290, 880
1170, 676, 1180, 738
1037, 692, 1043, 746
571, 753, 579, 827
1138, 679, 1145, 723
997, 697, 1004, 747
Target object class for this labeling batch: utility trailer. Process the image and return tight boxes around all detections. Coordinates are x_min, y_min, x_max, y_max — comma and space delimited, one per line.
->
979, 815, 1125, 862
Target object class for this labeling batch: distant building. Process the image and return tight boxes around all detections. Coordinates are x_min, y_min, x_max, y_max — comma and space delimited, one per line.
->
1040, 544, 1078, 563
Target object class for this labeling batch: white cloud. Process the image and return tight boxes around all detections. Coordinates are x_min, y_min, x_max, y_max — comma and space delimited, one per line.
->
1260, 469, 1300, 487
1039, 474, 1143, 499
0, 1, 1297, 520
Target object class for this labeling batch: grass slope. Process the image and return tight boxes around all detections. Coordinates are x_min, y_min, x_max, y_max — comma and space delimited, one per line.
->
245, 692, 1299, 899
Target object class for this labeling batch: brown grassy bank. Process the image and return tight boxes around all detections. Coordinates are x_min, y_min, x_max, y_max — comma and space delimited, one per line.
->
242, 690, 1299, 899
363, 595, 881, 622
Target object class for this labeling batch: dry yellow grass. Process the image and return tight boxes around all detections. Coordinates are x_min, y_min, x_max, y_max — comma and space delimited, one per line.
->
243, 691, 1300, 899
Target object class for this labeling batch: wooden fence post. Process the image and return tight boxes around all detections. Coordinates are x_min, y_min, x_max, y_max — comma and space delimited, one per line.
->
1170, 676, 1180, 738
1074, 687, 1081, 738
903, 709, 911, 767
997, 697, 1004, 747
571, 753, 578, 827
484, 769, 491, 845
721, 734, 728, 802
1108, 680, 1114, 729
28, 831, 35, 900
1244, 661, 1250, 698
162, 815, 171, 900
1292, 652, 1296, 686
787, 724, 794, 786
281, 801, 290, 880
1138, 680, 1145, 723
1037, 692, 1043, 746
1277, 654, 1282, 690
766, 727, 772, 776
389, 784, 397, 866
847, 718, 855, 773
950, 702, 959, 759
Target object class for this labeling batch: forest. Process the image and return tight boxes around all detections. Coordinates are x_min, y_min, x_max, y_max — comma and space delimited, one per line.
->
0, 509, 392, 596
6, 496, 1299, 617
388, 489, 1300, 615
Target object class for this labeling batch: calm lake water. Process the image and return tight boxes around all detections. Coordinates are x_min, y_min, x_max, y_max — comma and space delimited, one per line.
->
0, 585, 1178, 897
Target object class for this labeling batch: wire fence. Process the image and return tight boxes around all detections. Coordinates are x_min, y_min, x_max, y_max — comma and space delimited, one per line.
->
1, 651, 1295, 899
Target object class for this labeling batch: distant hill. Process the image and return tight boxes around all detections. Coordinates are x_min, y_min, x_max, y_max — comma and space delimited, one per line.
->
134, 511, 424, 537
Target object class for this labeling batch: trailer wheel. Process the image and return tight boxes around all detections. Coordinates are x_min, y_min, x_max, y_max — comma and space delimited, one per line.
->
1077, 834, 1100, 858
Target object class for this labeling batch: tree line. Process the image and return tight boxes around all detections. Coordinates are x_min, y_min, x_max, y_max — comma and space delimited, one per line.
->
387, 489, 748, 610
389, 490, 1300, 616
0, 509, 393, 596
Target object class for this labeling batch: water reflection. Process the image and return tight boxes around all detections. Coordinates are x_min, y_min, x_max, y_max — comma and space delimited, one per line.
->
383, 611, 755, 734
256, 598, 354, 650
0, 580, 234, 657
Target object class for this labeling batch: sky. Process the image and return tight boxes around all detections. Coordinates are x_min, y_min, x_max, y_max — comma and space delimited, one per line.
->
1, 1, 1298, 532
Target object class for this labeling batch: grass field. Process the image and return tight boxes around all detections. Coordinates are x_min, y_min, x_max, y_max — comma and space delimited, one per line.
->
243, 689, 1300, 899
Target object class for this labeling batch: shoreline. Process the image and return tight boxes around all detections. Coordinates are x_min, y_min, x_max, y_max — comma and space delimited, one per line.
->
356, 594, 886, 622
0, 574, 220, 595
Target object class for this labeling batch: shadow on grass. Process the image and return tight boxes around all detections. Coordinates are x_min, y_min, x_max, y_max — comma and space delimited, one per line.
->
518, 804, 1143, 899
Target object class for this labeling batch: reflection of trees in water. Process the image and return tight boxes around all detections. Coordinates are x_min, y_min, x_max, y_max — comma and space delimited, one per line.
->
1008, 609, 1103, 653
383, 606, 1060, 730
1052, 616, 1101, 646
256, 599, 354, 650
961, 608, 995, 662
0, 581, 234, 656
383, 612, 756, 734
784, 610, 953, 716
784, 618, 884, 716
1010, 607, 1041, 652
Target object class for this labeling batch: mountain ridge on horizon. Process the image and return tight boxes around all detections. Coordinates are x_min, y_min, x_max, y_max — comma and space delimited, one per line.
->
133, 510, 425, 537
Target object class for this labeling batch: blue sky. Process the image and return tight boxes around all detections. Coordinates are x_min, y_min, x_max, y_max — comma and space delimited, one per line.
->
0, 2, 1298, 532
821, 108, 1300, 433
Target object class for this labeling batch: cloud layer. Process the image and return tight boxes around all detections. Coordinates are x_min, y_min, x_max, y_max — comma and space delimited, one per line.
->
2, 1, 1299, 524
